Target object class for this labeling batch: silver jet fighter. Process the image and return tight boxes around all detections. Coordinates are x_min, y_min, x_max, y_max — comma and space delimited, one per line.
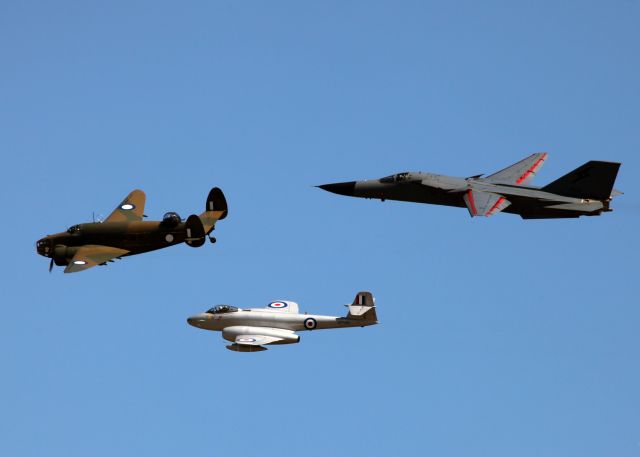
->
319, 153, 622, 219
187, 291, 378, 352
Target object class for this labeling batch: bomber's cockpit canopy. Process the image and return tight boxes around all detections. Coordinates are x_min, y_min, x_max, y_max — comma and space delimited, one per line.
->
380, 172, 411, 183
161, 211, 181, 227
206, 305, 238, 314
67, 224, 81, 234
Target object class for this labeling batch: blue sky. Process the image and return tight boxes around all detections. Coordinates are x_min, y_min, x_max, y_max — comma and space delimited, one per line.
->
1, 1, 639, 456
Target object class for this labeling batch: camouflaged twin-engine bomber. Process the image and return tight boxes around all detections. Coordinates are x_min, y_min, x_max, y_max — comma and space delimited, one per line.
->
319, 153, 622, 219
36, 187, 228, 273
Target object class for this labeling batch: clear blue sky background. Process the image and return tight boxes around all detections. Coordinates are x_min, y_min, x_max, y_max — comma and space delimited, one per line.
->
1, 1, 639, 456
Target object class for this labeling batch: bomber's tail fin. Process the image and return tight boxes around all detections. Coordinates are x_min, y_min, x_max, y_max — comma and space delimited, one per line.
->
542, 161, 621, 200
199, 187, 228, 235
347, 291, 377, 324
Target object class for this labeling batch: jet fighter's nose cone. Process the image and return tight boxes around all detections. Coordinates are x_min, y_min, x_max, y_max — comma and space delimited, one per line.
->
317, 181, 356, 197
187, 315, 208, 328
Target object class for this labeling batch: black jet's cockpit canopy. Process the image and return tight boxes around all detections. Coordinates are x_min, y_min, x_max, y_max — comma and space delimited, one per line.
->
67, 224, 81, 234
161, 211, 181, 227
206, 305, 238, 314
380, 172, 411, 183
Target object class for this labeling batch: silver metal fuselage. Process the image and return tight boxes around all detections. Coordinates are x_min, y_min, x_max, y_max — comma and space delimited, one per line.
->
188, 309, 373, 334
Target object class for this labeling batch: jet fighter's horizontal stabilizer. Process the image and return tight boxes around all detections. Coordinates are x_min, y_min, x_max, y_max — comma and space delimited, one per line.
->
347, 291, 377, 322
542, 161, 621, 200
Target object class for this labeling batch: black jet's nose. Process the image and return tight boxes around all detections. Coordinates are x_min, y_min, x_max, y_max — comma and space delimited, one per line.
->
317, 181, 356, 197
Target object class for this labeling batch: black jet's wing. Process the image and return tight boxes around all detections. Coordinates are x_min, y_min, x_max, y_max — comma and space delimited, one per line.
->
104, 190, 146, 222
64, 245, 129, 273
485, 153, 548, 186
463, 190, 511, 217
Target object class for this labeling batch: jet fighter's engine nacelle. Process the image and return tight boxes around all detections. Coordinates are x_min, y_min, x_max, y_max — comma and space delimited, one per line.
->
161, 211, 181, 228
222, 326, 301, 345
52, 245, 79, 266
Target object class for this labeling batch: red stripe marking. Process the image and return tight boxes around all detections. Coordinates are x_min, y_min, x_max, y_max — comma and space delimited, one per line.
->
467, 190, 477, 215
487, 196, 505, 216
516, 153, 547, 184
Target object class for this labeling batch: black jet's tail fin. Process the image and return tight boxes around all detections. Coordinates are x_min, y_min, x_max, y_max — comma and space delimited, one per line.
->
542, 161, 621, 200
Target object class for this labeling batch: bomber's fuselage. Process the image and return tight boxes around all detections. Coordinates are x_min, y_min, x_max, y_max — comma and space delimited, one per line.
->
36, 220, 192, 265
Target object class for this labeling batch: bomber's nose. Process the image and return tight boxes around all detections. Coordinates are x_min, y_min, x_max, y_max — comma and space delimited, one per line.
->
36, 239, 50, 256
317, 181, 356, 196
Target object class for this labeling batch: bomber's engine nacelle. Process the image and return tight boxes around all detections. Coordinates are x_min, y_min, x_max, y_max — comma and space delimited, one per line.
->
52, 245, 79, 266
161, 211, 181, 228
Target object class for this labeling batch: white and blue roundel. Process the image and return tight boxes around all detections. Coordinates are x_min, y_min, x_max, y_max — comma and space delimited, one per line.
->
237, 337, 257, 343
304, 318, 317, 330
120, 203, 135, 210
268, 301, 288, 309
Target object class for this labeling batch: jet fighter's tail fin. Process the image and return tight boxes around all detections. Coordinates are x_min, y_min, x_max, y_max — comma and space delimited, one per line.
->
542, 161, 621, 200
199, 187, 228, 235
347, 291, 377, 323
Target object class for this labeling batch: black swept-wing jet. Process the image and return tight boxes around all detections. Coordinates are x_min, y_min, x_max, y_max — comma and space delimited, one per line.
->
36, 187, 228, 273
319, 153, 622, 219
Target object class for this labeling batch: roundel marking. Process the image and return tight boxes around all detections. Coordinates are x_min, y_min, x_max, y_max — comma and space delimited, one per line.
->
121, 203, 135, 210
73, 260, 87, 265
304, 318, 317, 330
165, 234, 174, 243
268, 301, 288, 309
237, 337, 256, 343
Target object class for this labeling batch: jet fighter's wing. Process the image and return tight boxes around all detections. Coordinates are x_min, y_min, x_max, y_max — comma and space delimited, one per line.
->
104, 190, 146, 223
485, 153, 548, 186
463, 190, 511, 217
64, 245, 129, 273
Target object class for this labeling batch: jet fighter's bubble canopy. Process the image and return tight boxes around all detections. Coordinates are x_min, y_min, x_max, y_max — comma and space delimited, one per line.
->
67, 224, 81, 234
161, 211, 181, 227
206, 305, 238, 314
380, 172, 411, 183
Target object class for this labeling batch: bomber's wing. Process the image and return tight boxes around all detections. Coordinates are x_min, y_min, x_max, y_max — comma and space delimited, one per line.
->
64, 245, 129, 273
485, 153, 548, 186
463, 190, 511, 217
104, 190, 146, 223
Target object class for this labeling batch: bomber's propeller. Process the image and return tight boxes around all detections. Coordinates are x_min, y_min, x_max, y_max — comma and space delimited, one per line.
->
49, 258, 54, 273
